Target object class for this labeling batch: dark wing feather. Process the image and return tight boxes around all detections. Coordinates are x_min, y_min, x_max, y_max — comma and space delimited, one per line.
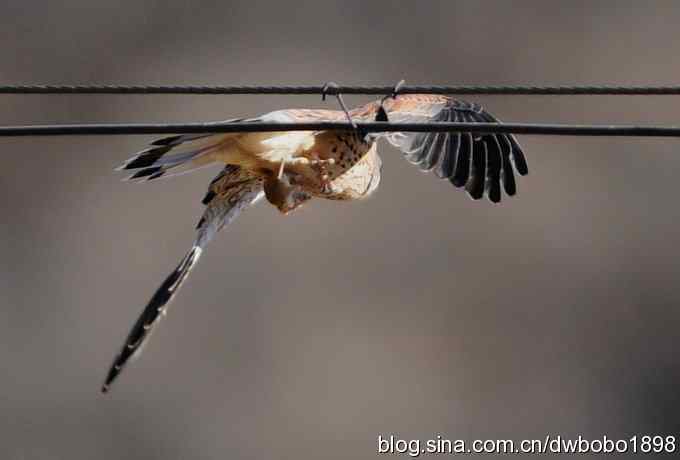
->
434, 125, 458, 179
452, 130, 472, 187
476, 110, 529, 177
485, 135, 503, 203
380, 95, 528, 203
465, 122, 487, 200
419, 132, 446, 172
497, 134, 517, 196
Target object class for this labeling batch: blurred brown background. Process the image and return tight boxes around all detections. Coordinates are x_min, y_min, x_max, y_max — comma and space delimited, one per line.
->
2, 1, 680, 458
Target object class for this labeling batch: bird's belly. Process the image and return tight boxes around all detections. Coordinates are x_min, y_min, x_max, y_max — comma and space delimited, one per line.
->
323, 150, 382, 200
237, 131, 314, 157
295, 141, 382, 201
226, 131, 316, 174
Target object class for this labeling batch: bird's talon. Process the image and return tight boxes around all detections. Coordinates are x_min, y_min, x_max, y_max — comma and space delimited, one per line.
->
310, 158, 335, 167
321, 81, 340, 101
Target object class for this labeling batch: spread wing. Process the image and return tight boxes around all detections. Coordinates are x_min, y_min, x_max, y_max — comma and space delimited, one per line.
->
375, 95, 528, 203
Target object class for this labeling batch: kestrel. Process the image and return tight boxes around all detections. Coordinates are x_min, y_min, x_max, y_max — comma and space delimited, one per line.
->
102, 94, 528, 392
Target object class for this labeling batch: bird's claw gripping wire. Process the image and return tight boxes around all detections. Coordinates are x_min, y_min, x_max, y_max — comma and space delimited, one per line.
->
321, 82, 357, 130
376, 79, 406, 122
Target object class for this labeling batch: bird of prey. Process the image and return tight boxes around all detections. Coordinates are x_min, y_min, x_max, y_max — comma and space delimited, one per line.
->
102, 94, 528, 392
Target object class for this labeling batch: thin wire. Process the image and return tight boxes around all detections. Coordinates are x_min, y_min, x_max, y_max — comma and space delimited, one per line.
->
3, 84, 680, 95
1, 121, 680, 137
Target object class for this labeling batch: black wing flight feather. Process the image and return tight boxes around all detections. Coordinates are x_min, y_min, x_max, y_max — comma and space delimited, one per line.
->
383, 97, 528, 203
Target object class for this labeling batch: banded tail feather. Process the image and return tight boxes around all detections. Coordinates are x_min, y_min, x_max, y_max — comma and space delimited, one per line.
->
102, 166, 264, 393
101, 246, 202, 393
116, 133, 225, 181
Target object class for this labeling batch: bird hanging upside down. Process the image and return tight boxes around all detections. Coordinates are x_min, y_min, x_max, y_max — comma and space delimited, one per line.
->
102, 94, 529, 392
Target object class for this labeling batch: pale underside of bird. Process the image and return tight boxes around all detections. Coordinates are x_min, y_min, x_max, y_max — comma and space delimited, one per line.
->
101, 94, 529, 392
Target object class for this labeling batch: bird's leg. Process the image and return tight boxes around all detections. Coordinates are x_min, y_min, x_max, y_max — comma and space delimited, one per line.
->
335, 95, 356, 130
322, 81, 357, 130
